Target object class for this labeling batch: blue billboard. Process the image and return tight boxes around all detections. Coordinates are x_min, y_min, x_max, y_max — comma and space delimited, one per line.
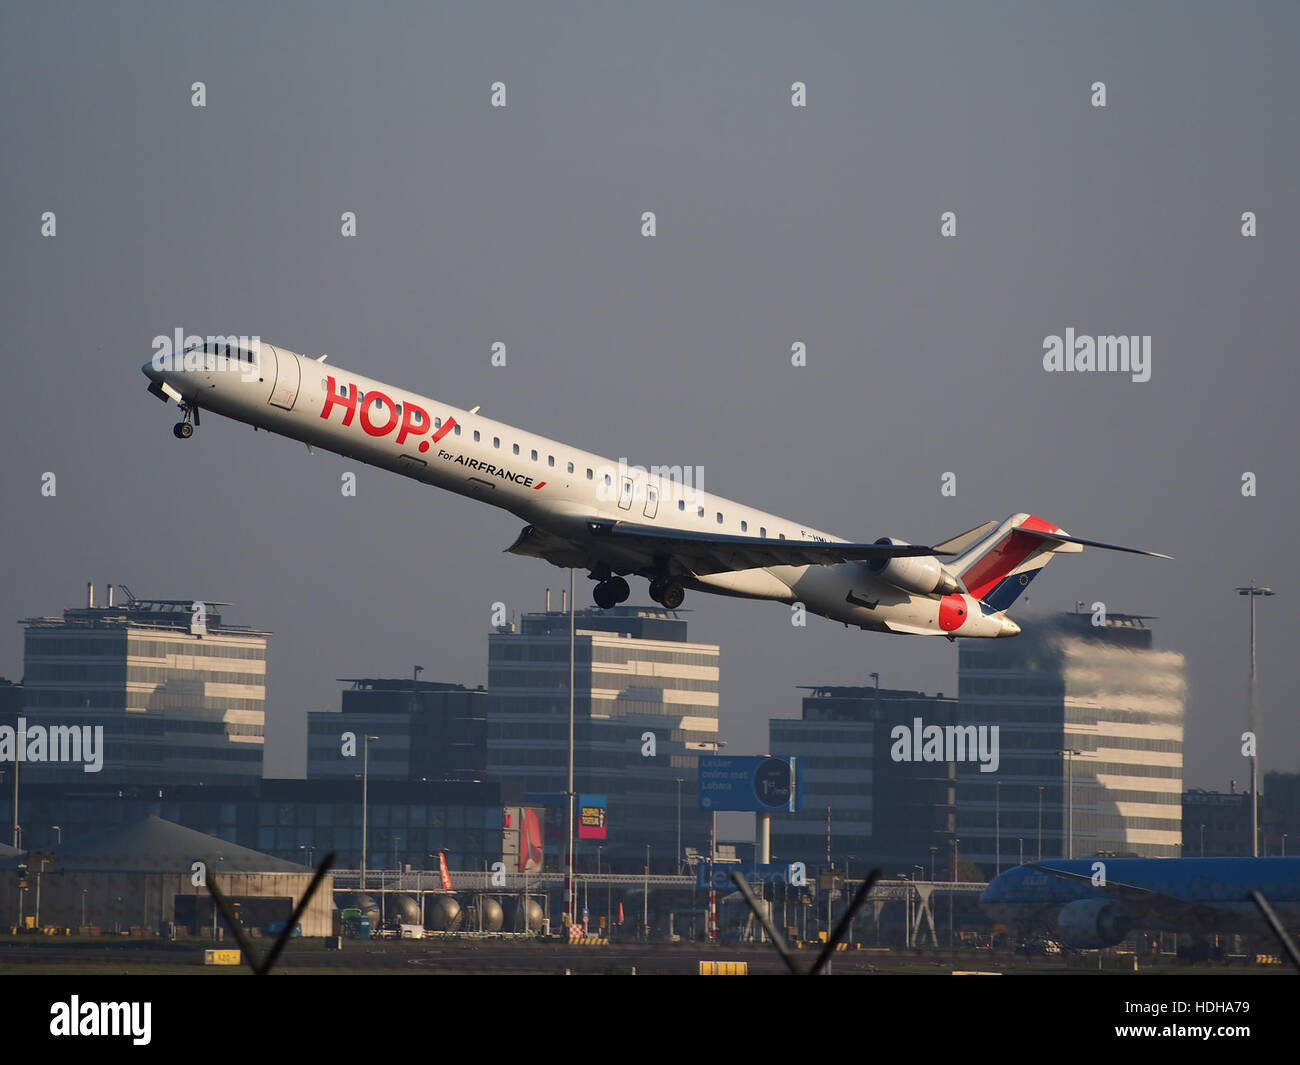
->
698, 755, 798, 812
696, 862, 807, 891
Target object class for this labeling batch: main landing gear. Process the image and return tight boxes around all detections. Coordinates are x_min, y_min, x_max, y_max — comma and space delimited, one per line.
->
172, 402, 198, 439
592, 576, 630, 610
649, 577, 685, 610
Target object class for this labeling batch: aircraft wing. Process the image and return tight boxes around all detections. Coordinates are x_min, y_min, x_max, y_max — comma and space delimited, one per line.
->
1026, 864, 1223, 927
506, 519, 953, 578
585, 520, 953, 576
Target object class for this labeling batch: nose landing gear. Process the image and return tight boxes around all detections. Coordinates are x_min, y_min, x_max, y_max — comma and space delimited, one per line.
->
173, 402, 199, 439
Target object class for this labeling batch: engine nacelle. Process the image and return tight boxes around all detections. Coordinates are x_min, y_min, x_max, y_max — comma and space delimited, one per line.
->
1054, 898, 1131, 949
866, 538, 960, 596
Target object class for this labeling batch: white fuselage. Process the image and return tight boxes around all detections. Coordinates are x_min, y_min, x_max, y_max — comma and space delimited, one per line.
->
143, 341, 1013, 637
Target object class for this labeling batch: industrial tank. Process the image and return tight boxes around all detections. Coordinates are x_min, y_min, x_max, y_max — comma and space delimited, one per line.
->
476, 897, 504, 933
426, 895, 462, 931
389, 894, 421, 925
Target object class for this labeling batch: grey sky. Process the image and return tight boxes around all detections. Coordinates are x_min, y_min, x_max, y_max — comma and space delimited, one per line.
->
1, 3, 1296, 820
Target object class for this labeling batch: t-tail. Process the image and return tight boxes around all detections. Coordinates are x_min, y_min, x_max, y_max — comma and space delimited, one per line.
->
937, 513, 1171, 613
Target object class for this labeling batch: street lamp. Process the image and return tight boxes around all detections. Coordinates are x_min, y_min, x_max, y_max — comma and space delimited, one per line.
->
1059, 750, 1082, 859
994, 781, 1000, 877
929, 845, 937, 883
1235, 581, 1274, 857
675, 777, 684, 875
50, 825, 61, 845
1037, 786, 1044, 861
361, 734, 378, 890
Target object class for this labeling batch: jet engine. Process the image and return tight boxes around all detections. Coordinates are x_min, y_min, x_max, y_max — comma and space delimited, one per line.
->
866, 538, 960, 596
1054, 898, 1131, 949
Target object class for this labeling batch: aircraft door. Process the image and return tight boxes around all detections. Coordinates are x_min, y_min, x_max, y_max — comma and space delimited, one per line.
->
267, 345, 301, 410
618, 475, 634, 510
643, 478, 659, 519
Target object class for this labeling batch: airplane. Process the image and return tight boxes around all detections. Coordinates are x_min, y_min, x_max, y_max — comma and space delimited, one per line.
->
141, 338, 1168, 637
981, 858, 1300, 949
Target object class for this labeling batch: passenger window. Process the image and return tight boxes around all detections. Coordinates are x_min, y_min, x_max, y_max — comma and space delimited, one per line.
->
513, 444, 520, 455
678, 500, 685, 511
531, 449, 538, 461
454, 425, 460, 435
473, 430, 480, 442
716, 513, 723, 524
760, 527, 766, 538
586, 469, 593, 480
493, 437, 500, 448
567, 461, 574, 473
741, 520, 747, 532
697, 506, 704, 518
548, 455, 555, 467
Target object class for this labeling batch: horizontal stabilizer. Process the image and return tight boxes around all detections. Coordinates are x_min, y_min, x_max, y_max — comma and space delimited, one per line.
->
1017, 528, 1172, 560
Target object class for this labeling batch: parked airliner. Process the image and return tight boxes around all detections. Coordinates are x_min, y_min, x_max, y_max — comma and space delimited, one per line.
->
982, 858, 1300, 949
142, 338, 1167, 635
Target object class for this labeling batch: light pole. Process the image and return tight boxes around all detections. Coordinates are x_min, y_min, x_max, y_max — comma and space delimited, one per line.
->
643, 844, 650, 940
1200, 824, 1205, 857
994, 781, 1000, 877
929, 845, 937, 883
1236, 581, 1274, 857
566, 568, 576, 926
1018, 837, 1023, 866
50, 825, 61, 846
900, 873, 911, 949
674, 777, 683, 875
1060, 749, 1081, 859
361, 734, 378, 890
1037, 786, 1044, 861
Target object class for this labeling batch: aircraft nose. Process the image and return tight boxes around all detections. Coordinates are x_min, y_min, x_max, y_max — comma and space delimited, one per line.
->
142, 359, 162, 383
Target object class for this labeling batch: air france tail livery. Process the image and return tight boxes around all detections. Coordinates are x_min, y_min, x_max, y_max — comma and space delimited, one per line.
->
142, 338, 1168, 635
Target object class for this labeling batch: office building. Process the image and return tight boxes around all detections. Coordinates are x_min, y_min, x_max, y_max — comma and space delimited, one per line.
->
958, 608, 1186, 872
769, 685, 958, 876
307, 678, 490, 782
19, 584, 267, 787
486, 605, 717, 872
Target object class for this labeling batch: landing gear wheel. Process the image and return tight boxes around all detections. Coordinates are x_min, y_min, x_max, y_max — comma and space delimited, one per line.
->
593, 581, 618, 609
607, 577, 630, 605
658, 582, 685, 610
173, 422, 194, 439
